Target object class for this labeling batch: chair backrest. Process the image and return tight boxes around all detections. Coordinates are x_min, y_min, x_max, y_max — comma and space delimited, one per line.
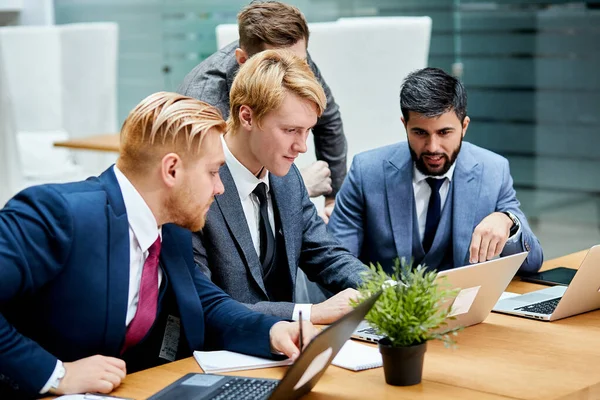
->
0, 23, 119, 199
60, 22, 119, 173
215, 17, 432, 169
0, 41, 23, 207
0, 26, 63, 132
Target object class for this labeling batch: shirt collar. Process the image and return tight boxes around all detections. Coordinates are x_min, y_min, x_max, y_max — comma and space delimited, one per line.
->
113, 165, 161, 252
221, 135, 270, 201
413, 161, 457, 185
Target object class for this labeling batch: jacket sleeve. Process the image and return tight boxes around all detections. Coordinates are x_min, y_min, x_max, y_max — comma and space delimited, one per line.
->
192, 231, 295, 319
290, 166, 368, 292
308, 55, 348, 196
0, 187, 72, 396
327, 155, 366, 256
496, 159, 544, 274
191, 266, 284, 358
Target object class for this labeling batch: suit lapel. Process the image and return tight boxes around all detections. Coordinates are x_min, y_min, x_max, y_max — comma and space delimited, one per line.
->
385, 145, 414, 263
98, 167, 131, 355
452, 145, 482, 267
160, 224, 205, 350
214, 165, 268, 297
269, 174, 297, 285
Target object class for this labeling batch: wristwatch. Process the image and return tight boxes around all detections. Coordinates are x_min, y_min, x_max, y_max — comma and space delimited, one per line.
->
49, 362, 66, 393
502, 211, 520, 237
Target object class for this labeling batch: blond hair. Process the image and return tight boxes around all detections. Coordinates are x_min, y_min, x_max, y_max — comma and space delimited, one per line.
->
238, 1, 309, 56
227, 50, 326, 133
118, 92, 226, 173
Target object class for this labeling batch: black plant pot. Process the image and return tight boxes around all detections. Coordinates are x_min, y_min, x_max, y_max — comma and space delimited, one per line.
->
378, 337, 427, 386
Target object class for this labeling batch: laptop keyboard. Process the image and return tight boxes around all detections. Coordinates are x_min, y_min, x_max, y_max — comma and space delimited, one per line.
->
515, 297, 561, 315
358, 327, 377, 335
207, 378, 278, 400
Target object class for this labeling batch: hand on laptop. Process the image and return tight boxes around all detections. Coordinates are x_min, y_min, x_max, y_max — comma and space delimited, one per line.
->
311, 288, 360, 324
469, 212, 513, 263
51, 355, 126, 395
269, 321, 320, 361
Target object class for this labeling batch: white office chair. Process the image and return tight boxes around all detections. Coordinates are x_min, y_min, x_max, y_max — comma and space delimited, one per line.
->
216, 17, 432, 167
61, 23, 119, 176
0, 23, 118, 202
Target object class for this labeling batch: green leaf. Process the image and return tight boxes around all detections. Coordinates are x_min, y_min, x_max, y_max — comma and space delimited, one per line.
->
353, 259, 461, 348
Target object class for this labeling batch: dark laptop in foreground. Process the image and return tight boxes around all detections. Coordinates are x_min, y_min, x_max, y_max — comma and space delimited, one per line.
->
149, 291, 381, 400
493, 245, 600, 321
353, 252, 528, 343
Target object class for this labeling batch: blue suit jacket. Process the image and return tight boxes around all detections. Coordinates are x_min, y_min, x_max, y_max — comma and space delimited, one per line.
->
193, 164, 367, 319
0, 167, 282, 397
328, 142, 543, 274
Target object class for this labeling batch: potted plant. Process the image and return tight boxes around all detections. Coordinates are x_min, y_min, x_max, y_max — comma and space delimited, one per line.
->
352, 258, 460, 386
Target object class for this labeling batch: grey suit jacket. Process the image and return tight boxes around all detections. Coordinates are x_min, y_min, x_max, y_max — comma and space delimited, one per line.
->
192, 163, 367, 319
177, 41, 348, 195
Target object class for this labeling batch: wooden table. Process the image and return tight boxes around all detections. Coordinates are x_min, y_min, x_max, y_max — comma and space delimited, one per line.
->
98, 249, 600, 400
53, 133, 120, 152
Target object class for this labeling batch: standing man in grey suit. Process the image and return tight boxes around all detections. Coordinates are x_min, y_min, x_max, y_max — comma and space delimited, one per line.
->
193, 49, 367, 324
178, 0, 345, 222
328, 68, 543, 274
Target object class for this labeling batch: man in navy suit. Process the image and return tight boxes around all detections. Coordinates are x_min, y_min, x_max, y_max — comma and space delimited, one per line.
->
0, 92, 317, 398
193, 50, 368, 325
328, 68, 543, 274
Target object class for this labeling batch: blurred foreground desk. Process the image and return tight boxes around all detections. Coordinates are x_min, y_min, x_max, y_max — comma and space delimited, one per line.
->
68, 250, 600, 399
53, 133, 119, 152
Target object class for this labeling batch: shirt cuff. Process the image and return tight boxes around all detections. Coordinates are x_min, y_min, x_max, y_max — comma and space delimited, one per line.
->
39, 359, 63, 394
292, 304, 312, 323
506, 221, 522, 244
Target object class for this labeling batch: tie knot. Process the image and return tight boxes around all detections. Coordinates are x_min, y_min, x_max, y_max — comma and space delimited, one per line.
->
148, 236, 161, 258
426, 177, 445, 193
252, 182, 269, 202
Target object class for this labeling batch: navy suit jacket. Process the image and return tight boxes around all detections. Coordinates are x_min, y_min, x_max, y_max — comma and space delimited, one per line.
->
193, 164, 367, 319
0, 167, 282, 397
328, 142, 543, 274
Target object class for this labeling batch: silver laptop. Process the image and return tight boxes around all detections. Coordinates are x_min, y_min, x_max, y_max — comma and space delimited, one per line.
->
493, 245, 600, 321
352, 252, 528, 343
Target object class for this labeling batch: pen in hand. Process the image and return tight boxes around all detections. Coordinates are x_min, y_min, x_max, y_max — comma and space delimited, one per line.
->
299, 310, 304, 355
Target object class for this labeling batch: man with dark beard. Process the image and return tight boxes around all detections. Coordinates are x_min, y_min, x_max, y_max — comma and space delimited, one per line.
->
327, 68, 542, 274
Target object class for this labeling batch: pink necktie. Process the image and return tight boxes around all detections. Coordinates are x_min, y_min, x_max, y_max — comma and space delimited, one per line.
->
121, 237, 161, 354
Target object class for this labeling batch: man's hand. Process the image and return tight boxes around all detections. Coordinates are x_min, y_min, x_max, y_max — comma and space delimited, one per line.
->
53, 355, 127, 395
469, 212, 513, 263
318, 198, 335, 224
300, 161, 332, 198
310, 288, 360, 324
269, 321, 320, 361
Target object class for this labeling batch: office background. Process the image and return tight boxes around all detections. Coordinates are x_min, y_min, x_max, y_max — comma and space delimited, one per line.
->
2, 0, 600, 259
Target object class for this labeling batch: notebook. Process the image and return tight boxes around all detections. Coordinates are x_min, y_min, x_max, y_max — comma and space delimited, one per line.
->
331, 340, 382, 371
193, 340, 382, 374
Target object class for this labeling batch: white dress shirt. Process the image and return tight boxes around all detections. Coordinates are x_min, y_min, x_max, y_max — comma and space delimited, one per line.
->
222, 136, 310, 321
412, 162, 520, 248
42, 166, 162, 394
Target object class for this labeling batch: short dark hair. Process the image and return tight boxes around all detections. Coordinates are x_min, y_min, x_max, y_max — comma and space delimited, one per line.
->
400, 67, 467, 122
238, 1, 310, 57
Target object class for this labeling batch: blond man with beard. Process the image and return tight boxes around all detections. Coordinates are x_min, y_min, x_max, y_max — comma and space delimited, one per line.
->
0, 92, 317, 398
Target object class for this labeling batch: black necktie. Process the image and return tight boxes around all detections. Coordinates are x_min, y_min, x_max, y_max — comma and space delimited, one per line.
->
423, 177, 445, 253
252, 182, 275, 272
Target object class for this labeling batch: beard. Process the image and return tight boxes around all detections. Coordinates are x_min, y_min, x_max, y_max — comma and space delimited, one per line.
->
166, 185, 212, 232
409, 138, 462, 176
